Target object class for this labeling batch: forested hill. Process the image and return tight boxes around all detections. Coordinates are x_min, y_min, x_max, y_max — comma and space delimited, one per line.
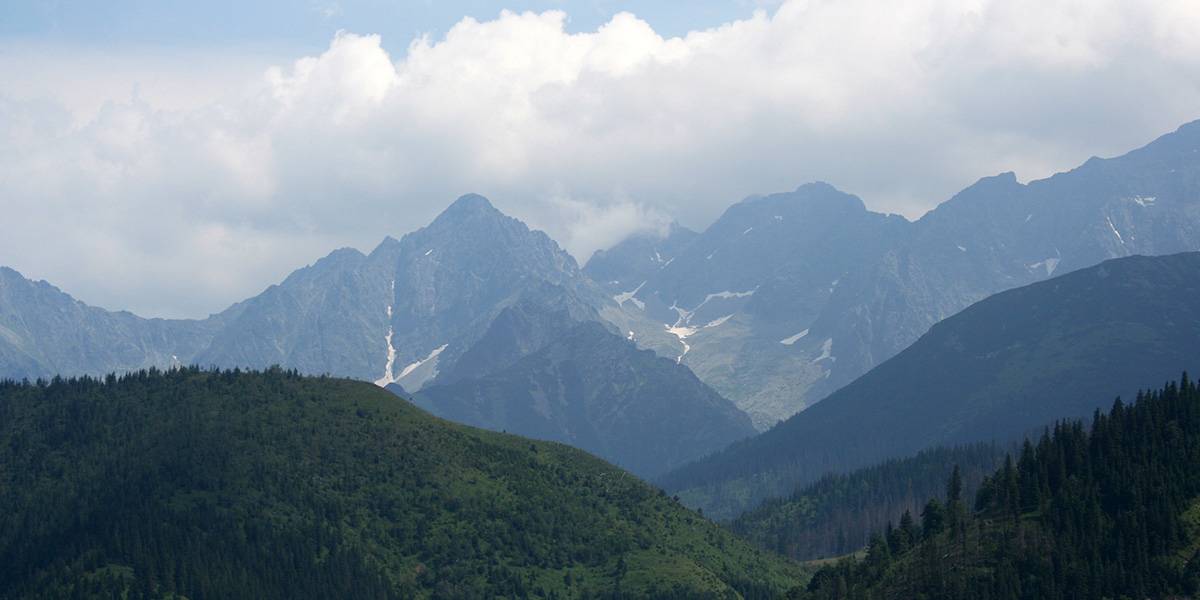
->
797, 375, 1200, 600
0, 368, 805, 599
730, 443, 1005, 562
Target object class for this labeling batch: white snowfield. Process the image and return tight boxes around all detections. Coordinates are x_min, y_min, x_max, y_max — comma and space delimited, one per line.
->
812, 338, 834, 363
779, 329, 809, 345
704, 314, 733, 328
663, 289, 756, 363
397, 344, 449, 381
613, 281, 647, 310
668, 289, 755, 331
1106, 215, 1126, 245
694, 289, 755, 312
374, 327, 397, 386
665, 323, 698, 363
374, 281, 398, 387
1027, 257, 1061, 276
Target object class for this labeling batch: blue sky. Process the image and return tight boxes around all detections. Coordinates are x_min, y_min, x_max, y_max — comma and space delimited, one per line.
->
2, 1, 770, 52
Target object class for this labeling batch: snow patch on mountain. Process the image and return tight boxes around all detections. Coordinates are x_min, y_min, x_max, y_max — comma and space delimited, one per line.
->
374, 328, 397, 386
697, 289, 755, 310
1027, 257, 1061, 276
613, 281, 647, 310
667, 290, 756, 330
1106, 216, 1126, 245
704, 314, 733, 328
394, 343, 449, 390
666, 324, 698, 340
661, 290, 756, 362
398, 344, 448, 381
374, 281, 398, 387
780, 329, 809, 345
668, 301, 693, 327
812, 338, 834, 363
665, 323, 697, 363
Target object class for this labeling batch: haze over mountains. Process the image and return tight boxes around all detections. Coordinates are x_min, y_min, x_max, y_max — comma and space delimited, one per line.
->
0, 193, 746, 478
9, 2, 1200, 596
3, 119, 1200, 481
599, 119, 1200, 428
1, 193, 593, 387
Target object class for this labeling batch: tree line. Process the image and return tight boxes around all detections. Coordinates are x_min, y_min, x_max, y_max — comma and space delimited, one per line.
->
797, 374, 1200, 600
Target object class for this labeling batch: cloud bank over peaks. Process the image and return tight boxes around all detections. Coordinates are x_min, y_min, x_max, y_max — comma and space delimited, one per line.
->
1, 1, 1198, 318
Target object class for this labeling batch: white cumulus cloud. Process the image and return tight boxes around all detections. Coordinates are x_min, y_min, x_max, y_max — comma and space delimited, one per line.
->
0, 1, 1198, 318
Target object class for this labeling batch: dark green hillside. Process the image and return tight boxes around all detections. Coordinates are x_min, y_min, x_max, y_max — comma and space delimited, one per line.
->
730, 444, 1004, 561
0, 368, 805, 599
798, 375, 1200, 600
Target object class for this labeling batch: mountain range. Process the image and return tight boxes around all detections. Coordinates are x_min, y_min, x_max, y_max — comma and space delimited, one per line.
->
597, 119, 1200, 428
1, 194, 589, 385
0, 194, 744, 479
660, 251, 1200, 518
4, 119, 1200, 483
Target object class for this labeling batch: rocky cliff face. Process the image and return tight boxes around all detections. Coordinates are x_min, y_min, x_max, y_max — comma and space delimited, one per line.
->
195, 194, 593, 388
584, 222, 697, 295
0, 267, 220, 381
0, 194, 595, 386
410, 319, 756, 479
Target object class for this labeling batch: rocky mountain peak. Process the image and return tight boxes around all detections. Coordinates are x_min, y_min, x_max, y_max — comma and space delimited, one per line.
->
729, 182, 869, 225
430, 193, 503, 226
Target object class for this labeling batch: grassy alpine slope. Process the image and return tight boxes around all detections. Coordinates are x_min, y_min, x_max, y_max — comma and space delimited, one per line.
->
0, 367, 805, 599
